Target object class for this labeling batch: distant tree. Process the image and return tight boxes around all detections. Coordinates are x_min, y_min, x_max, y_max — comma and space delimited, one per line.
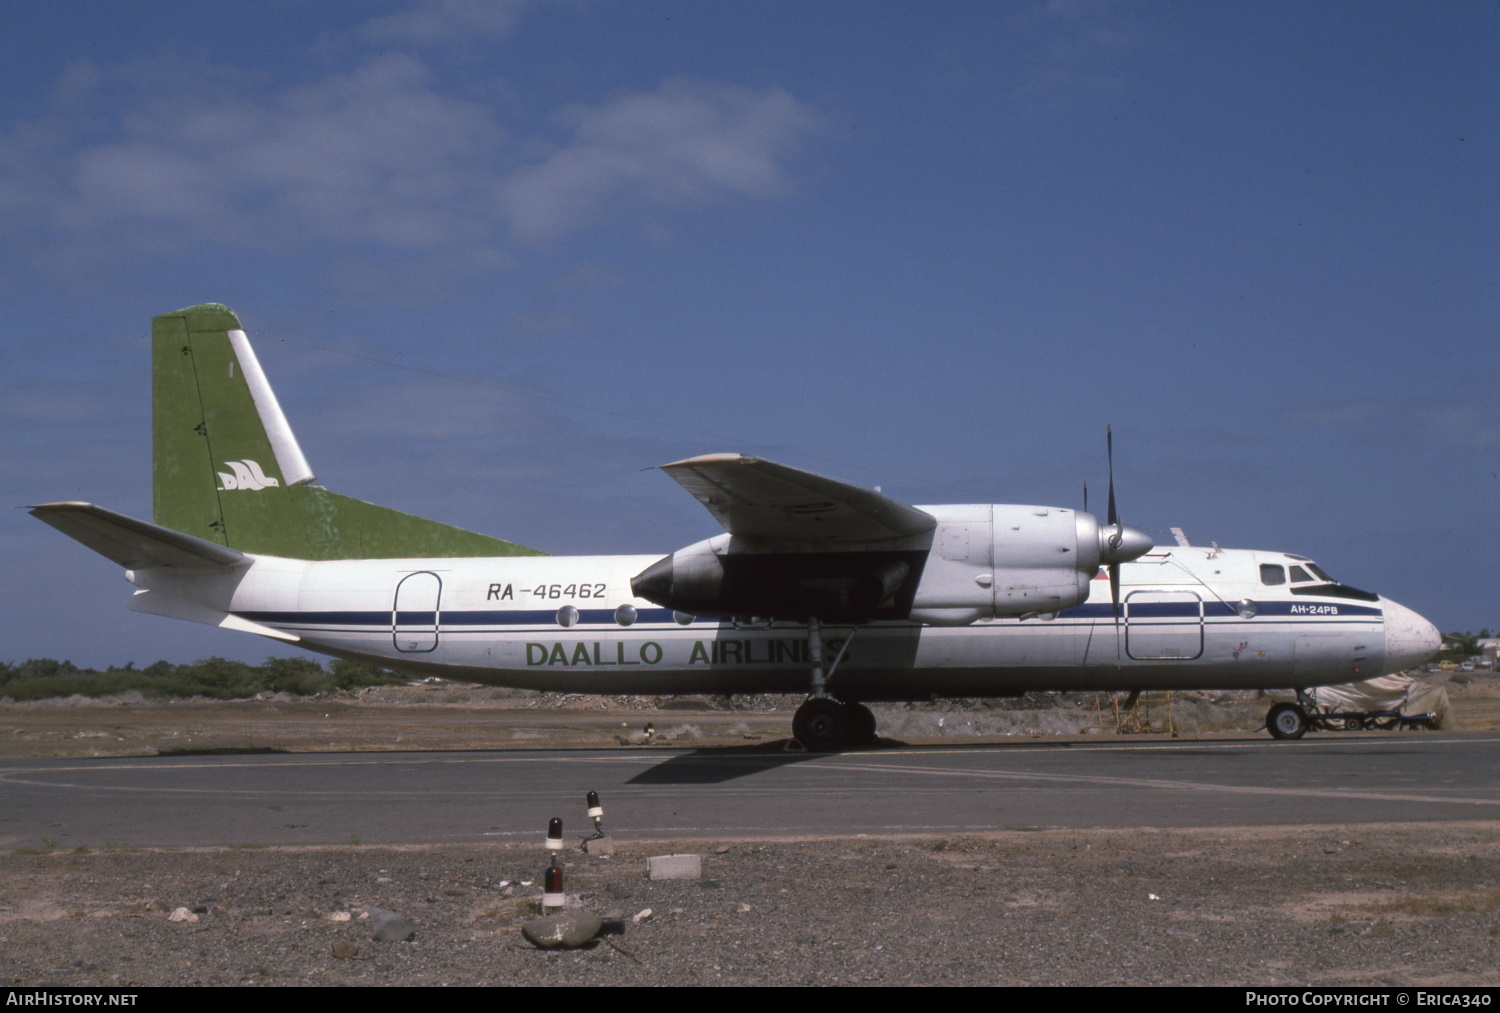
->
0, 655, 406, 701
1440, 631, 1481, 662
260, 656, 329, 694
14, 658, 79, 680
329, 659, 404, 690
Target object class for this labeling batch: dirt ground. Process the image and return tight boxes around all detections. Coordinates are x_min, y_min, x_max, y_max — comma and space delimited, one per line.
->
0, 675, 1496, 987
1, 673, 1492, 759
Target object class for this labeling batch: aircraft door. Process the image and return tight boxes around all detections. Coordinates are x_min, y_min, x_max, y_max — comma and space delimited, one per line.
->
393, 571, 442, 653
1125, 590, 1204, 660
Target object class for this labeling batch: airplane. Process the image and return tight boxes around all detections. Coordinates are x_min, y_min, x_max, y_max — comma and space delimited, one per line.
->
30, 304, 1442, 750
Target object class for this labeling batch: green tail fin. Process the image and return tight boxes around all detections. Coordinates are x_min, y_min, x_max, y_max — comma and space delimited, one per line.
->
152, 304, 546, 560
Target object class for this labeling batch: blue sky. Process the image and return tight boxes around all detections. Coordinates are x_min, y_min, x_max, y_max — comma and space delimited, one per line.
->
2, 0, 1495, 668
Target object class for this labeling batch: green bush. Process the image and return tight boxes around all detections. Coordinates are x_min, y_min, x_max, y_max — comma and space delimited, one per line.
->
0, 656, 407, 702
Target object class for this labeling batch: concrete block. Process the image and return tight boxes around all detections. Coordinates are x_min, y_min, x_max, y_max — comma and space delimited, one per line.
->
647, 853, 702, 880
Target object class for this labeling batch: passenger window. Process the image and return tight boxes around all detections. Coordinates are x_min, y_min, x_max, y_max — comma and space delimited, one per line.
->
1260, 564, 1286, 586
1288, 565, 1314, 583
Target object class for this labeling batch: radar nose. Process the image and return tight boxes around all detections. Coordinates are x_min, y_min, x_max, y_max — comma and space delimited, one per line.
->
1382, 598, 1442, 672
1099, 524, 1153, 565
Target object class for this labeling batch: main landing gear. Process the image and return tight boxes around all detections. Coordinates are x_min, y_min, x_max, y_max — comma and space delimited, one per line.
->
790, 618, 876, 752
793, 698, 877, 752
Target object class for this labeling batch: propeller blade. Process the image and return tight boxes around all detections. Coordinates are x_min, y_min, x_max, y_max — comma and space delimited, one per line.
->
1106, 424, 1118, 531
1104, 425, 1126, 667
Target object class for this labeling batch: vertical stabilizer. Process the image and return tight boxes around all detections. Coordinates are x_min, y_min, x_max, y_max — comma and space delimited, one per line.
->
151, 304, 546, 560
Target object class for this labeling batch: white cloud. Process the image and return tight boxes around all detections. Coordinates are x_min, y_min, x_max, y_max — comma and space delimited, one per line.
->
1008, 0, 1140, 109
500, 80, 821, 240
59, 53, 508, 253
356, 0, 532, 48
0, 46, 820, 276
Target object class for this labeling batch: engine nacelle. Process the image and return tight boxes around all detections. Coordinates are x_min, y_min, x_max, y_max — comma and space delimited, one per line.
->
909, 504, 1150, 623
630, 534, 930, 622
631, 505, 1152, 626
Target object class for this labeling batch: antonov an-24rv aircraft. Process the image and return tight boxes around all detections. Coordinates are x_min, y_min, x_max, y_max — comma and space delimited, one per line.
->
32, 305, 1441, 750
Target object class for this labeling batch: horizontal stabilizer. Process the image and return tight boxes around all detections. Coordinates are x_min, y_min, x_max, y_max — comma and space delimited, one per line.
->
29, 502, 246, 569
128, 589, 300, 642
659, 454, 936, 544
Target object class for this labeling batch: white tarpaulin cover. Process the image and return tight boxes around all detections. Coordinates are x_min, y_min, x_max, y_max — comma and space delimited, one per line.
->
1266, 676, 1451, 728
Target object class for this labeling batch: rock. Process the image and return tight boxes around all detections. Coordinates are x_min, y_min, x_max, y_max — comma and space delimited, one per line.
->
647, 854, 702, 880
167, 907, 198, 923
331, 941, 359, 959
584, 836, 615, 856
370, 909, 417, 942
521, 910, 603, 950
631, 908, 653, 923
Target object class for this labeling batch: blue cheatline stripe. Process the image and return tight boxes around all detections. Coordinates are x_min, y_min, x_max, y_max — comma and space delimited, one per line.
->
1060, 601, 1380, 619
238, 596, 1382, 631
235, 608, 680, 628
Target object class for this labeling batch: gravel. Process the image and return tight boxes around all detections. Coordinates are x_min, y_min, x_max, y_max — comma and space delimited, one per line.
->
2, 823, 1496, 987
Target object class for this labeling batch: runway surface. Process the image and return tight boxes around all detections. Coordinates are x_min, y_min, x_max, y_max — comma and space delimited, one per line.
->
2, 733, 1497, 849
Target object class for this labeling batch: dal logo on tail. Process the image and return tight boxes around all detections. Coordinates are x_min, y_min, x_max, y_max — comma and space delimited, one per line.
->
216, 459, 279, 491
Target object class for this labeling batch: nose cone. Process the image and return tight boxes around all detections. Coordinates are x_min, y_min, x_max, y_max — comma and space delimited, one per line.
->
1382, 597, 1442, 672
630, 554, 674, 606
1099, 523, 1154, 565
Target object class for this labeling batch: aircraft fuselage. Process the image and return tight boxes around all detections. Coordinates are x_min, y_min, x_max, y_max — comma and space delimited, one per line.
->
126, 543, 1436, 698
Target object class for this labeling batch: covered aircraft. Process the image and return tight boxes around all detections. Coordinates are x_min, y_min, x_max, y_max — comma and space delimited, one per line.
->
31, 305, 1441, 749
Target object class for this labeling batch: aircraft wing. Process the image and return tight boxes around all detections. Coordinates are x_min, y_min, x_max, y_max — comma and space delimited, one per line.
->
29, 502, 246, 568
659, 454, 935, 543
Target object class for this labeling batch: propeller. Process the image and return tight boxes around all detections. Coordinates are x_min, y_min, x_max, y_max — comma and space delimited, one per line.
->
1095, 425, 1155, 662
1107, 424, 1121, 622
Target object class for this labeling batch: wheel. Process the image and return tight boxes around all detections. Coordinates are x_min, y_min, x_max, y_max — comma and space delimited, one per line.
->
793, 697, 851, 752
1266, 702, 1308, 740
845, 702, 878, 746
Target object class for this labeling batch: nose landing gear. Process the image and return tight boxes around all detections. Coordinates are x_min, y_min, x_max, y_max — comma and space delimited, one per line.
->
1266, 701, 1309, 740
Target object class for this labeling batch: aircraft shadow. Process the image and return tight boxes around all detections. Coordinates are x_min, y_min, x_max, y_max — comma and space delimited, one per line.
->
623, 735, 1084, 784
626, 741, 824, 784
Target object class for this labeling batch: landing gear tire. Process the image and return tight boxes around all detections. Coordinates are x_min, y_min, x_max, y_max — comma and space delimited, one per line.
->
1267, 703, 1308, 740
794, 698, 851, 752
846, 702, 877, 747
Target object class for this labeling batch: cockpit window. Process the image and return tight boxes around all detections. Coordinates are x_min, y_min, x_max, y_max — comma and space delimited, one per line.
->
1306, 563, 1334, 582
1288, 565, 1315, 583
1260, 564, 1286, 586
